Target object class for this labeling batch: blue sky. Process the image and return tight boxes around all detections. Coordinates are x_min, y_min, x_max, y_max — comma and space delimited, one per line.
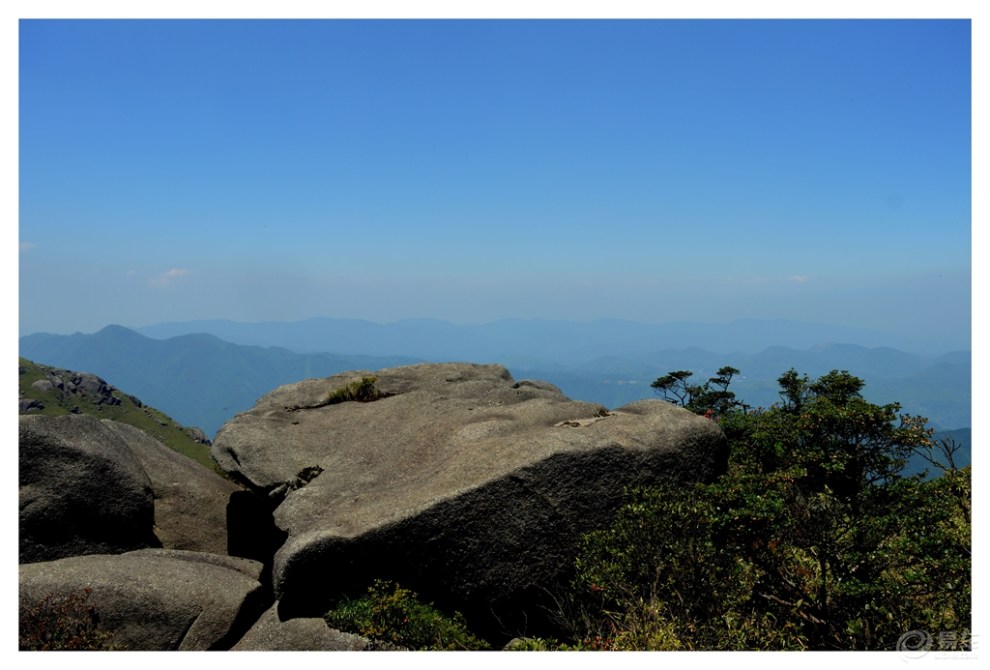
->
17, 18, 973, 347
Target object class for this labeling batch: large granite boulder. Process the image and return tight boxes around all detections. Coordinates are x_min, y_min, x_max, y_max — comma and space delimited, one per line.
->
19, 414, 159, 563
212, 363, 727, 634
20, 414, 241, 562
19, 549, 266, 650
100, 420, 242, 555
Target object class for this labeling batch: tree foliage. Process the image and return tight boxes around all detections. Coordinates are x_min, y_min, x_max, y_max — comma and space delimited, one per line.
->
651, 366, 743, 417
568, 367, 971, 651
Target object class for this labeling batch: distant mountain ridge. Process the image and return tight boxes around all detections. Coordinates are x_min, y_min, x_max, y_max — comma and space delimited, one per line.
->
514, 345, 970, 431
20, 325, 420, 437
134, 317, 966, 360
20, 323, 970, 440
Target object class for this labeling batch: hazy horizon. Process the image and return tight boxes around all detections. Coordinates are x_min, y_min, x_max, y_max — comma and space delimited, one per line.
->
18, 18, 973, 345
18, 313, 974, 352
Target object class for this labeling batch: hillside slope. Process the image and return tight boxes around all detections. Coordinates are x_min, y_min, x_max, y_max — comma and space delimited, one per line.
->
18, 357, 216, 471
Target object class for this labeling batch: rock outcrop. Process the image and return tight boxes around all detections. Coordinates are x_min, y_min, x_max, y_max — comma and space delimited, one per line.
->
19, 414, 159, 563
26, 368, 123, 407
20, 414, 240, 561
19, 361, 731, 648
212, 363, 728, 633
100, 420, 241, 555
19, 550, 266, 650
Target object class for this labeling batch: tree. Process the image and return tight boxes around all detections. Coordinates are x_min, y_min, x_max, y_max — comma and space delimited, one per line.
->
568, 367, 969, 650
650, 366, 743, 417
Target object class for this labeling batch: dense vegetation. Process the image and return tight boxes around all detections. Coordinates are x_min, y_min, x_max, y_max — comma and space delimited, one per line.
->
325, 366, 970, 652
550, 367, 971, 650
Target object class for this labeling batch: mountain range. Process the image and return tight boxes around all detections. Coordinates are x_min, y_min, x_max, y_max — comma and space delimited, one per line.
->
20, 325, 418, 437
136, 316, 965, 361
19, 318, 970, 439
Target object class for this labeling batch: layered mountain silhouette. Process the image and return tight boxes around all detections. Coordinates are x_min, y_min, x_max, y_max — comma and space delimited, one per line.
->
20, 325, 419, 436
19, 320, 970, 439
136, 316, 965, 360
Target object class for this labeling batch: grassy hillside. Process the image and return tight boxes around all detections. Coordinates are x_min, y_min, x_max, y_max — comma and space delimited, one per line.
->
18, 357, 219, 473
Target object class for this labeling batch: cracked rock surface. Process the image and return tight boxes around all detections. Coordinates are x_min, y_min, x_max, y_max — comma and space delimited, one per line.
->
211, 362, 727, 631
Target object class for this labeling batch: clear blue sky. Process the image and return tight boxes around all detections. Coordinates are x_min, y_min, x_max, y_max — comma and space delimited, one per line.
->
18, 19, 972, 347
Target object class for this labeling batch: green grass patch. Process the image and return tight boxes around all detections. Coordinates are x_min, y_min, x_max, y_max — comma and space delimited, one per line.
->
322, 376, 387, 405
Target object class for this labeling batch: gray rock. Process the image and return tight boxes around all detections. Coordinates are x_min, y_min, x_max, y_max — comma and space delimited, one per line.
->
20, 414, 243, 562
100, 421, 241, 555
19, 550, 267, 650
19, 414, 158, 563
231, 604, 375, 651
212, 363, 727, 631
70, 372, 110, 397
187, 426, 212, 445
27, 369, 121, 406
30, 379, 55, 393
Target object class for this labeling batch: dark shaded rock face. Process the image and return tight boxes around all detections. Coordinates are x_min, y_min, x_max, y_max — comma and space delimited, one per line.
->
20, 398, 44, 412
19, 550, 266, 650
28, 369, 123, 406
19, 414, 241, 562
212, 363, 728, 635
19, 414, 159, 563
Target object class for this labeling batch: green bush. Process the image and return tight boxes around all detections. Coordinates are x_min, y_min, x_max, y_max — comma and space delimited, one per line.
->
563, 367, 970, 651
322, 376, 387, 405
504, 636, 554, 651
324, 580, 489, 650
20, 588, 119, 651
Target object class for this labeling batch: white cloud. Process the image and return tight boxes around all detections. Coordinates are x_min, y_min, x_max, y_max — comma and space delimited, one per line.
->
149, 268, 192, 288
788, 275, 811, 283
20, 242, 36, 252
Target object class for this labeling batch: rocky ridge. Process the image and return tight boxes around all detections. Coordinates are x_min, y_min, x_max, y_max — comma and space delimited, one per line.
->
19, 362, 729, 649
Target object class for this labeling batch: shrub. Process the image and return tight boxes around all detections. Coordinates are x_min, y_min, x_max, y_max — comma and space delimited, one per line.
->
323, 376, 387, 405
20, 588, 119, 651
563, 367, 969, 651
324, 580, 489, 650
